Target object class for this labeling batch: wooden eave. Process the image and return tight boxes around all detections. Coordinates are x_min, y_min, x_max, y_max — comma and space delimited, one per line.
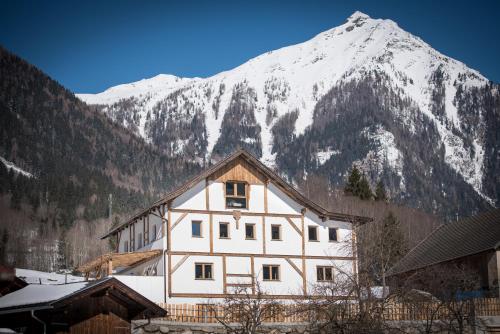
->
102, 149, 372, 239
76, 250, 162, 274
0, 277, 166, 317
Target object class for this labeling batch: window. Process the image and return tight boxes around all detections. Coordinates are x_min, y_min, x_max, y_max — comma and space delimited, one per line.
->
195, 263, 213, 280
192, 221, 202, 237
225, 181, 247, 209
152, 224, 157, 241
138, 233, 143, 249
308, 226, 318, 241
124, 240, 129, 253
271, 225, 281, 240
219, 222, 229, 238
317, 266, 334, 282
245, 223, 256, 239
263, 265, 280, 281
329, 227, 338, 242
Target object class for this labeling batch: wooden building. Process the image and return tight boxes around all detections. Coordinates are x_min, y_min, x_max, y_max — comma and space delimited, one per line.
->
388, 208, 500, 296
78, 149, 371, 304
0, 277, 166, 333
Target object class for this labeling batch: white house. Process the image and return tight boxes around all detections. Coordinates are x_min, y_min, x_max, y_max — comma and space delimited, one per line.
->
78, 149, 370, 304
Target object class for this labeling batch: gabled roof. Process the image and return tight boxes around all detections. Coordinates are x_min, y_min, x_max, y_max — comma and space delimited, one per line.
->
103, 149, 372, 239
388, 208, 500, 276
0, 277, 166, 316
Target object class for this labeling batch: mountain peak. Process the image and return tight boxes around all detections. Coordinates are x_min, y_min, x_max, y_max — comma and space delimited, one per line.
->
347, 11, 371, 22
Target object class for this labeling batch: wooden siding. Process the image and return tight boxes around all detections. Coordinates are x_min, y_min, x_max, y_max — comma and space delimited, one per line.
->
209, 157, 267, 185
58, 312, 130, 334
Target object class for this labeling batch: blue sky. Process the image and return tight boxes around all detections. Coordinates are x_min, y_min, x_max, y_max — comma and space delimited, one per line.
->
1, 0, 499, 93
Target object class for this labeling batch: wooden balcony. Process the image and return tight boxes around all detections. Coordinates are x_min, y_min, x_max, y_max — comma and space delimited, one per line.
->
76, 250, 162, 280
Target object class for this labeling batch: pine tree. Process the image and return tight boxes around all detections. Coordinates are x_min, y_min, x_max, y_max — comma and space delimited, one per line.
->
344, 166, 361, 196
358, 174, 373, 200
10, 181, 22, 210
375, 180, 387, 202
0, 228, 9, 265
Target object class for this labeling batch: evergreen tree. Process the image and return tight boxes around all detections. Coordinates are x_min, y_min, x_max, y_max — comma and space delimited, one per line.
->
56, 237, 67, 271
344, 166, 361, 196
358, 174, 373, 200
10, 182, 21, 210
375, 180, 387, 202
0, 228, 9, 264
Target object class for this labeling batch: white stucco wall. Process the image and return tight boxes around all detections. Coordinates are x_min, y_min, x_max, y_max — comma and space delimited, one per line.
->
265, 216, 302, 256
253, 257, 304, 295
212, 215, 263, 254
248, 184, 265, 212
208, 181, 225, 211
172, 180, 207, 210
169, 212, 210, 252
114, 275, 164, 303
171, 255, 224, 295
266, 183, 302, 214
112, 172, 357, 302
304, 211, 353, 258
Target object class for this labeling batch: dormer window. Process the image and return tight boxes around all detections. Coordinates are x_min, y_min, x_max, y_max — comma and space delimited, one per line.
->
225, 181, 247, 209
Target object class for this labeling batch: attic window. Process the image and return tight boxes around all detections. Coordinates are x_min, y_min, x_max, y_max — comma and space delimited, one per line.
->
226, 181, 247, 209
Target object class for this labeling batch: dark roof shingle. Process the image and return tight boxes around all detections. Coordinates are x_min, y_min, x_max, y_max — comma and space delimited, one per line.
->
388, 208, 500, 276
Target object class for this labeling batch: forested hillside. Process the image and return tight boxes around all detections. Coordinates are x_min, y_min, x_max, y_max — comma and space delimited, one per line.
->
0, 47, 201, 270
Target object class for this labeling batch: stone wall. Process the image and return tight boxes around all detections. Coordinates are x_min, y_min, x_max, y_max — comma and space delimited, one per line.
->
132, 321, 309, 334
132, 319, 492, 334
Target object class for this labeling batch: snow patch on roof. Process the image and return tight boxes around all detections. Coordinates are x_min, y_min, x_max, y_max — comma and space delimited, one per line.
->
0, 281, 89, 309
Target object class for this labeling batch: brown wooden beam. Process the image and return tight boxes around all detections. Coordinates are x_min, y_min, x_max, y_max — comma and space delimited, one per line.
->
222, 255, 227, 294
285, 217, 302, 236
171, 254, 190, 275
167, 250, 354, 261
170, 212, 188, 231
284, 258, 302, 277
169, 208, 302, 219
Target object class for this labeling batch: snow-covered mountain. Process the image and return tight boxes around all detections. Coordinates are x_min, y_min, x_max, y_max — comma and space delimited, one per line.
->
77, 11, 499, 218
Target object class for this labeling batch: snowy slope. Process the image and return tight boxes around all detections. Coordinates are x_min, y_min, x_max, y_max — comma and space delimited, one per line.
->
16, 268, 84, 284
77, 11, 494, 206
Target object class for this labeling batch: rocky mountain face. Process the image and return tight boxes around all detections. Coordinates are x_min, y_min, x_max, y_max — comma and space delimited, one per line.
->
77, 12, 499, 219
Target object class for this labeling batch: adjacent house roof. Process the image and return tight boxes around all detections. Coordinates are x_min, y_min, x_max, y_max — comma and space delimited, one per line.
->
388, 208, 500, 276
76, 249, 162, 274
0, 277, 166, 316
102, 149, 372, 239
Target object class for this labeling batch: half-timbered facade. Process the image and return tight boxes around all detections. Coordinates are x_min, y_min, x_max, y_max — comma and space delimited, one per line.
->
78, 150, 370, 303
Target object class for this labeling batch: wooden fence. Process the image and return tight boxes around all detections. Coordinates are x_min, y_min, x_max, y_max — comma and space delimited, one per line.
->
158, 298, 500, 323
